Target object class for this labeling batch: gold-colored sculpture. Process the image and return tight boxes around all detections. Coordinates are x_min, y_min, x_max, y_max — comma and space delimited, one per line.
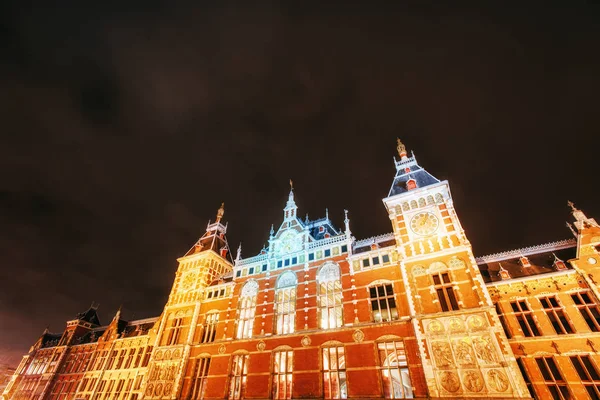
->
397, 138, 406, 156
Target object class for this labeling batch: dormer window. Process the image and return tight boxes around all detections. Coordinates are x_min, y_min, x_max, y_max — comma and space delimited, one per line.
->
554, 260, 567, 271
406, 179, 417, 190
220, 248, 228, 258
499, 264, 511, 280
319, 226, 325, 233
370, 243, 379, 251
519, 256, 531, 268
404, 167, 410, 173
324, 233, 330, 238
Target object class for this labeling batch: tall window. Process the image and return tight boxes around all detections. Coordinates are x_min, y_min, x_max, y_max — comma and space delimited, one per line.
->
322, 346, 347, 399
510, 300, 541, 337
275, 272, 297, 335
377, 341, 413, 399
191, 357, 211, 400
495, 303, 512, 338
237, 281, 258, 339
516, 358, 535, 399
539, 296, 574, 335
571, 291, 600, 332
432, 272, 459, 311
228, 354, 249, 400
166, 317, 184, 345
535, 357, 570, 400
370, 283, 398, 322
570, 355, 600, 399
318, 263, 343, 329
272, 350, 293, 400
202, 312, 219, 343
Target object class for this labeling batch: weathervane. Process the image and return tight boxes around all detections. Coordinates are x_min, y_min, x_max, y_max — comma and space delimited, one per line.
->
397, 138, 407, 158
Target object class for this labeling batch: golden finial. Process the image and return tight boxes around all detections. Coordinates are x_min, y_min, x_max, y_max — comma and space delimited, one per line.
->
289, 179, 293, 190
397, 138, 407, 157
216, 202, 225, 223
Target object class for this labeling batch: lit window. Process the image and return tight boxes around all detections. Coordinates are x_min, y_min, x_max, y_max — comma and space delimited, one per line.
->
369, 284, 398, 322
275, 272, 297, 335
272, 350, 293, 399
535, 357, 570, 400
516, 358, 536, 399
237, 281, 258, 339
377, 341, 413, 398
190, 357, 211, 400
165, 317, 185, 346
539, 296, 574, 335
510, 301, 541, 337
228, 354, 249, 400
432, 273, 459, 311
318, 263, 343, 329
202, 312, 219, 343
571, 291, 600, 332
570, 355, 600, 399
322, 346, 347, 399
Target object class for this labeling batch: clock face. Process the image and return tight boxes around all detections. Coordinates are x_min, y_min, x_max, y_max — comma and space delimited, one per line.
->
410, 212, 439, 236
279, 231, 300, 255
180, 272, 196, 291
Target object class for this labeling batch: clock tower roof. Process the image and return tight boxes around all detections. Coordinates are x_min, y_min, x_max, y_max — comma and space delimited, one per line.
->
183, 203, 233, 262
388, 141, 439, 197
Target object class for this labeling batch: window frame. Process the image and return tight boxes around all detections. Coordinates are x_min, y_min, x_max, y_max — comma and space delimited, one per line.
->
538, 296, 574, 335
228, 354, 249, 400
431, 272, 459, 311
369, 283, 399, 323
376, 340, 413, 399
510, 300, 541, 337
272, 350, 293, 400
321, 346, 347, 400
571, 291, 600, 332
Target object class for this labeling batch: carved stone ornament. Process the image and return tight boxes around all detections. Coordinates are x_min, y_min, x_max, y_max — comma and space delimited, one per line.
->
467, 315, 486, 331
352, 329, 365, 343
463, 370, 484, 392
453, 339, 475, 366
218, 344, 226, 354
439, 371, 460, 393
154, 382, 163, 397
164, 350, 171, 360
487, 369, 510, 392
145, 384, 154, 397
427, 320, 444, 334
301, 335, 311, 347
164, 382, 173, 396
448, 317, 465, 333
257, 340, 266, 352
432, 341, 454, 367
173, 349, 182, 359
412, 265, 426, 276
154, 350, 164, 360
472, 336, 498, 364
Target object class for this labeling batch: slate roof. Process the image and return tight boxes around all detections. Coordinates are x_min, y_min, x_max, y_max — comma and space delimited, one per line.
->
302, 216, 341, 240
476, 239, 577, 283
388, 155, 440, 197
76, 306, 101, 326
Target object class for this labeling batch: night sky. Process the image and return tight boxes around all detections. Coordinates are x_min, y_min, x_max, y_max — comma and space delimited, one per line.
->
1, 2, 599, 365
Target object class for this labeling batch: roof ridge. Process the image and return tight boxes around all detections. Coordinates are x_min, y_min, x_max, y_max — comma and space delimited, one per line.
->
475, 239, 577, 263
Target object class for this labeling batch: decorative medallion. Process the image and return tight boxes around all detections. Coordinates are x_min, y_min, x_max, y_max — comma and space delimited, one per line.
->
448, 318, 464, 333
427, 320, 444, 334
487, 369, 510, 392
467, 315, 486, 331
301, 335, 311, 347
352, 329, 365, 343
154, 383, 163, 397
172, 349, 181, 359
154, 350, 163, 360
218, 344, 226, 354
257, 340, 266, 352
439, 371, 460, 393
164, 350, 171, 360
164, 383, 173, 396
145, 384, 154, 397
463, 370, 484, 392
412, 265, 426, 277
431, 341, 454, 367
449, 257, 466, 269
453, 339, 475, 366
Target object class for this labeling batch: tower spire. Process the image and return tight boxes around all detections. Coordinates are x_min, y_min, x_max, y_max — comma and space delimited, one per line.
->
397, 138, 408, 160
284, 179, 298, 221
216, 202, 225, 223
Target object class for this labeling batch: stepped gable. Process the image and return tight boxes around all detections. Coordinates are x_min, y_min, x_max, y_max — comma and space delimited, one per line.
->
476, 239, 577, 283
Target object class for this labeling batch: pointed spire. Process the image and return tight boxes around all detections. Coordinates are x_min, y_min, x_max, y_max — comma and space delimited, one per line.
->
270, 224, 275, 237
216, 202, 225, 223
397, 138, 408, 160
284, 179, 298, 220
113, 306, 122, 321
344, 209, 351, 236
289, 179, 294, 200
325, 208, 329, 219
566, 221, 577, 237
305, 213, 309, 224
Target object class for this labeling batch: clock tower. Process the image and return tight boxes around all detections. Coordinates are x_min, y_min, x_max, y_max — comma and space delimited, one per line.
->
383, 140, 531, 399
142, 204, 233, 399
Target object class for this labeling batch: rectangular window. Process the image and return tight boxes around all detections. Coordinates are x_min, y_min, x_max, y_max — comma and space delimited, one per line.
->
309, 253, 315, 261
535, 357, 570, 400
325, 249, 331, 257
370, 284, 398, 323
228, 354, 249, 400
166, 318, 184, 345
432, 273, 459, 311
249, 267, 254, 275
277, 260, 283, 268
236, 270, 241, 277
571, 291, 600, 332
322, 347, 347, 399
341, 245, 348, 253
570, 355, 600, 399
377, 341, 412, 399
142, 346, 153, 367
510, 300, 541, 337
275, 287, 296, 335
191, 357, 211, 400
285, 259, 290, 266
202, 313, 219, 343
516, 358, 536, 399
382, 254, 390, 264
372, 257, 380, 265
292, 257, 297, 265
539, 296, 574, 335
495, 303, 512, 338
362, 259, 370, 268
272, 350, 293, 400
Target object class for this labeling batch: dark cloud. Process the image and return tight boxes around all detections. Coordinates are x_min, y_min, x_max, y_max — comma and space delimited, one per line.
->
1, 1, 599, 365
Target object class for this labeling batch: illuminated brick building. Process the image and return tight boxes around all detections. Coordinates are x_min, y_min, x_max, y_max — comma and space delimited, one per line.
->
4, 140, 600, 400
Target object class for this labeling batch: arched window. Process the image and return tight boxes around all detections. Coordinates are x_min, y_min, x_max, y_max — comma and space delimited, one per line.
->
237, 281, 258, 339
377, 340, 412, 398
318, 263, 343, 329
322, 344, 347, 399
201, 311, 219, 343
275, 272, 297, 335
272, 348, 293, 399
